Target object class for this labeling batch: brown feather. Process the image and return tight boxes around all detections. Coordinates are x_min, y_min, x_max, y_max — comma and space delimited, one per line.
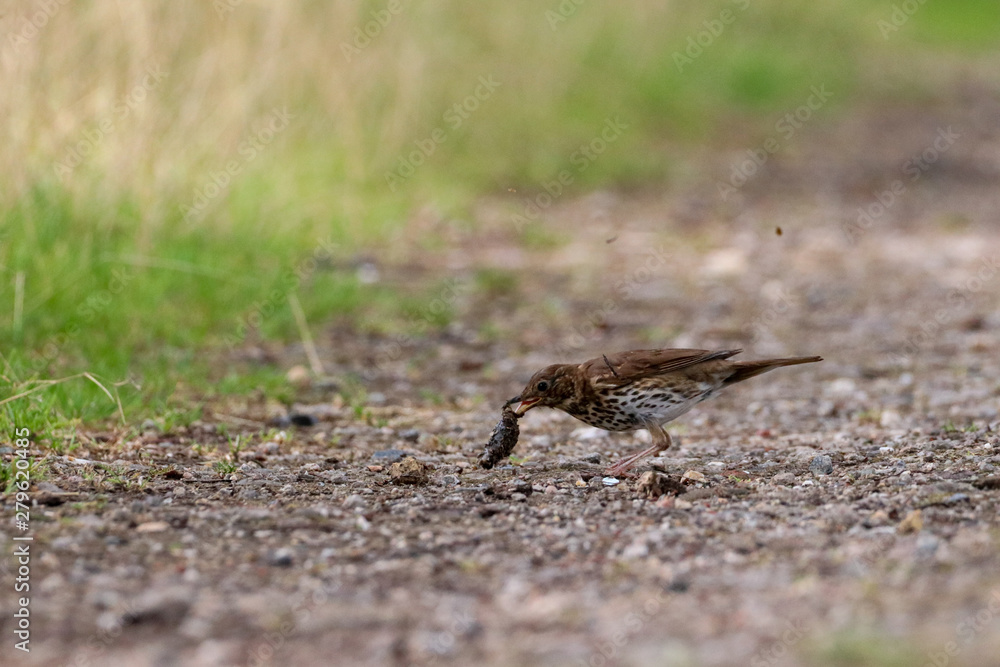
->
583, 348, 742, 386
724, 355, 823, 384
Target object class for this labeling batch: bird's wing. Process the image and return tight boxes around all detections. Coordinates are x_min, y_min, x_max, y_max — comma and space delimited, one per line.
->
584, 348, 742, 386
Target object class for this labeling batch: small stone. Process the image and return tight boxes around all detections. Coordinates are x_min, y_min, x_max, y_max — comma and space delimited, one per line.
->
915, 533, 940, 560
510, 479, 533, 495
136, 521, 170, 533
399, 428, 420, 442
36, 482, 66, 493
122, 589, 191, 626
266, 548, 294, 567
602, 477, 620, 486
880, 410, 902, 427
371, 449, 409, 464
388, 457, 429, 485
172, 484, 187, 498
674, 498, 693, 509
682, 470, 707, 483
809, 455, 834, 476
621, 540, 649, 559
286, 365, 311, 387
946, 493, 970, 504
772, 472, 795, 486
544, 485, 558, 494
342, 494, 366, 509
897, 509, 923, 534
868, 509, 890, 526
879, 446, 895, 455
289, 413, 317, 427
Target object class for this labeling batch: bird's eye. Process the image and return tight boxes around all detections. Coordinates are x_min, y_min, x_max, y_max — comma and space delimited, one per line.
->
536, 380, 550, 392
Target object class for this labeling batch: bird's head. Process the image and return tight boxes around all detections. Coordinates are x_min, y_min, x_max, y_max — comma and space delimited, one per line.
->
508, 364, 575, 415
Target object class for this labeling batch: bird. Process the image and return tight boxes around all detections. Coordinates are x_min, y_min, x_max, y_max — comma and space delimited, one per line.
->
509, 348, 822, 475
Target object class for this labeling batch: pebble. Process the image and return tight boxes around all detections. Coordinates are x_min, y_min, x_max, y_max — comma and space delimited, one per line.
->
809, 455, 834, 476
289, 413, 318, 427
371, 449, 409, 464
136, 521, 170, 533
602, 477, 620, 486
897, 509, 923, 534
682, 470, 706, 483
172, 484, 188, 498
389, 457, 429, 485
772, 472, 795, 486
915, 533, 940, 560
286, 365, 311, 387
399, 428, 420, 442
266, 548, 294, 567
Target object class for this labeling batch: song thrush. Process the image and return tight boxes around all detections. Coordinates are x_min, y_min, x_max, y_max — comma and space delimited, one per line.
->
510, 348, 821, 475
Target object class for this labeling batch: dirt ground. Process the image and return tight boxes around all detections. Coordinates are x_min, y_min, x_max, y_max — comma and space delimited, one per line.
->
5, 91, 1000, 666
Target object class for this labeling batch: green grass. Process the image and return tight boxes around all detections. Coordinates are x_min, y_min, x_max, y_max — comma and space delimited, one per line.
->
2, 1, 999, 446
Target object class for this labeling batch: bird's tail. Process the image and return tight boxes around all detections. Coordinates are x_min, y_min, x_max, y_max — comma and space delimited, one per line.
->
724, 355, 822, 385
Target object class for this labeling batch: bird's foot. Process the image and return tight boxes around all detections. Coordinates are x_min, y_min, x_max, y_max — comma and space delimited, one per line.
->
606, 444, 662, 477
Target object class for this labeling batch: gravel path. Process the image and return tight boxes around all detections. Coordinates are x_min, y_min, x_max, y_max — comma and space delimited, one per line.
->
4, 95, 1000, 667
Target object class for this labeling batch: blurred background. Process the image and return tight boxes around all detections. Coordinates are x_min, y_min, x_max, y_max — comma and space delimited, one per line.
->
2, 0, 999, 437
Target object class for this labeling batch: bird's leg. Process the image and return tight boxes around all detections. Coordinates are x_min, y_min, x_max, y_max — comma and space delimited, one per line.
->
606, 422, 672, 476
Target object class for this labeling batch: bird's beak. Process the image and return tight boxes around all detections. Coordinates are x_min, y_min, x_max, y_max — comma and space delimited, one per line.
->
512, 397, 540, 416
